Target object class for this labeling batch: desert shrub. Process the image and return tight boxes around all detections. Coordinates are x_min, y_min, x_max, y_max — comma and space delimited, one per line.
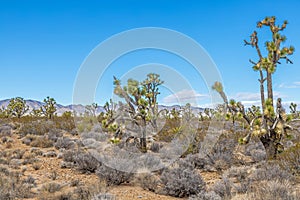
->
244, 140, 266, 162
19, 120, 55, 137
75, 152, 100, 173
53, 117, 75, 132
9, 159, 23, 168
30, 147, 43, 156
189, 191, 222, 200
55, 137, 75, 150
138, 154, 165, 172
0, 172, 33, 199
0, 157, 8, 165
69, 129, 78, 136
40, 182, 62, 193
208, 133, 237, 170
245, 180, 297, 200
250, 162, 293, 182
24, 175, 36, 186
249, 149, 266, 162
277, 143, 300, 175
223, 165, 252, 182
181, 154, 203, 169
0, 124, 12, 137
160, 163, 206, 197
30, 135, 53, 148
222, 166, 253, 194
0, 166, 9, 176
72, 186, 93, 200
46, 129, 63, 142
134, 172, 161, 192
211, 177, 232, 199
39, 192, 73, 200
76, 120, 94, 133
32, 162, 42, 170
96, 165, 132, 186
11, 149, 25, 159
62, 150, 77, 163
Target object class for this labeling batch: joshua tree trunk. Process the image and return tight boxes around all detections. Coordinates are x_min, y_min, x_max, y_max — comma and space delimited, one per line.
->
260, 129, 280, 159
140, 118, 147, 153
259, 71, 265, 111
258, 70, 268, 129
267, 70, 274, 107
151, 106, 158, 132
260, 136, 276, 159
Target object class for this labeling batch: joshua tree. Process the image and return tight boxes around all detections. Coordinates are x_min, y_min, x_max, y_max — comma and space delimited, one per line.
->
212, 81, 228, 105
6, 97, 29, 118
247, 105, 261, 119
244, 16, 294, 107
0, 106, 9, 118
85, 103, 98, 117
236, 16, 295, 158
30, 108, 43, 117
182, 103, 194, 122
113, 74, 163, 152
62, 111, 73, 119
141, 73, 164, 131
199, 108, 214, 121
98, 99, 122, 138
41, 96, 57, 119
212, 82, 250, 125
290, 102, 297, 113
289, 102, 299, 118
225, 99, 244, 126
213, 81, 292, 159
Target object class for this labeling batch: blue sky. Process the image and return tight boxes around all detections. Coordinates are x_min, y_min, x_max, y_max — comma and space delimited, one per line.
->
1, 0, 300, 108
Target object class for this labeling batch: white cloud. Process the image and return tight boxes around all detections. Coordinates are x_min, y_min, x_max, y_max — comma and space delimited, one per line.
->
234, 92, 261, 101
232, 91, 281, 102
162, 89, 209, 106
279, 82, 300, 89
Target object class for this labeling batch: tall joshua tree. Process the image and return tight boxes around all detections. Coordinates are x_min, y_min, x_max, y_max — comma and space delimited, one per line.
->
113, 73, 163, 153
213, 17, 294, 159
244, 16, 294, 107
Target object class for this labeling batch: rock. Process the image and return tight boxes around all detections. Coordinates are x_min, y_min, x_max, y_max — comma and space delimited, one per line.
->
43, 151, 57, 157
10, 158, 23, 167
60, 161, 75, 168
57, 152, 63, 159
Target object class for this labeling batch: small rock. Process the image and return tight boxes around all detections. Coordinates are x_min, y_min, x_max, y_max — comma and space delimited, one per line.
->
10, 159, 23, 167
60, 161, 74, 168
43, 151, 57, 157
57, 152, 63, 159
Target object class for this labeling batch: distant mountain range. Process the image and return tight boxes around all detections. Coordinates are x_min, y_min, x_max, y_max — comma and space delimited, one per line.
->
0, 99, 204, 116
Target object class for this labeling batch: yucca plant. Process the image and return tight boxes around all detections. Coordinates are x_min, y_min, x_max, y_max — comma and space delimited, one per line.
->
215, 17, 294, 159
41, 96, 57, 119
113, 74, 163, 153
6, 97, 29, 118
